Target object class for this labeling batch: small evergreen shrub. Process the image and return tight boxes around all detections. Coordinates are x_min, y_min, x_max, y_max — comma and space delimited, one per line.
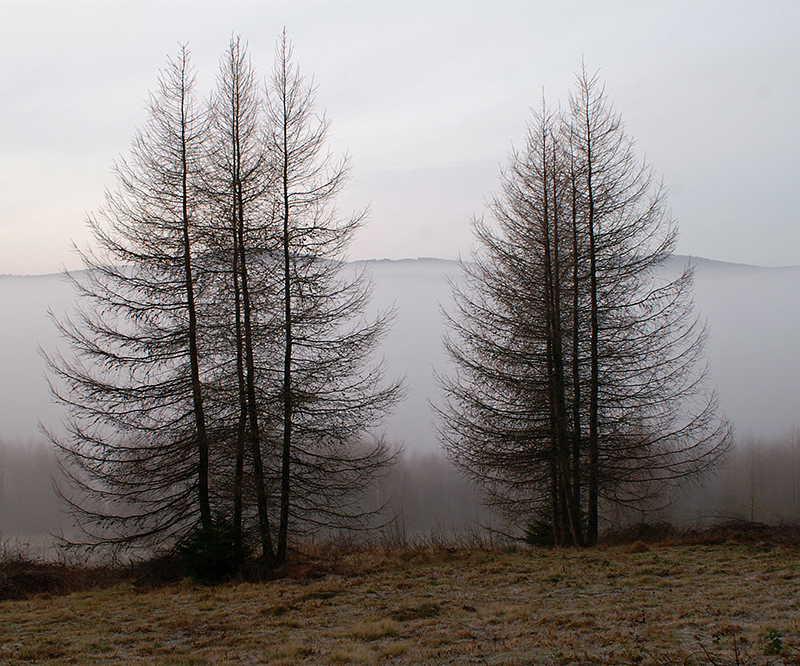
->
524, 509, 554, 548
177, 517, 250, 583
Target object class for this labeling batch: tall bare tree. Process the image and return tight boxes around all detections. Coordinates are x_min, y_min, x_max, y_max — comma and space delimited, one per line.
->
439, 71, 731, 546
266, 32, 403, 562
47, 35, 401, 566
46, 47, 214, 548
204, 36, 276, 560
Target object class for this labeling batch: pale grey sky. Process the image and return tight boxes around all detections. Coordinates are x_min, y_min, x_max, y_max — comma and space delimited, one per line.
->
2, 1, 799, 274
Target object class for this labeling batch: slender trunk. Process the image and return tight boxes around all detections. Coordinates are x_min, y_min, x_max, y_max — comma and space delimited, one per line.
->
549, 453, 561, 546
569, 162, 582, 527
545, 178, 569, 545
237, 180, 274, 561
232, 252, 246, 547
544, 290, 562, 547
221, 41, 272, 559
552, 146, 583, 547
277, 58, 293, 562
586, 109, 600, 546
231, 173, 246, 549
540, 129, 562, 545
178, 66, 211, 531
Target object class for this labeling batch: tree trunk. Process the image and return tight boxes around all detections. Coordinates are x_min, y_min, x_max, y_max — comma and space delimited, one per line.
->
178, 58, 211, 532
238, 181, 274, 561
277, 112, 293, 564
586, 127, 599, 547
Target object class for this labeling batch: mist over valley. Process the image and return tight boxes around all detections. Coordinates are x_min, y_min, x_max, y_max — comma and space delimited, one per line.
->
1, 256, 799, 540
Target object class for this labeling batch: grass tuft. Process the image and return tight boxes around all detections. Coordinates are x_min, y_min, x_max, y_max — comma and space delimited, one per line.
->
392, 601, 441, 621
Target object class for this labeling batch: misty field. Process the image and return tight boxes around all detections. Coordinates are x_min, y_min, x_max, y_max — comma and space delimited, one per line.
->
2, 535, 800, 665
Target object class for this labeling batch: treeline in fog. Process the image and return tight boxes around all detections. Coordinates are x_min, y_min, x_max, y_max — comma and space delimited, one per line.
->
4, 433, 799, 553
0, 439, 67, 548
670, 432, 800, 526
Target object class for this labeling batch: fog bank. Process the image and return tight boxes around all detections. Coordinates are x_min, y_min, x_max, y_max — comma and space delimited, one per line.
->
2, 256, 798, 453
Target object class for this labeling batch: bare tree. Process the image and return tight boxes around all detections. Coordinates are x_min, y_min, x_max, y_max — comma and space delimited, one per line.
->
438, 71, 731, 546
46, 35, 402, 565
46, 47, 214, 549
266, 32, 403, 562
204, 36, 276, 560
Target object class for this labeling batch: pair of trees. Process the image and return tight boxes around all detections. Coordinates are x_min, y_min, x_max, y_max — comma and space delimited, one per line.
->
47, 34, 401, 564
439, 70, 731, 546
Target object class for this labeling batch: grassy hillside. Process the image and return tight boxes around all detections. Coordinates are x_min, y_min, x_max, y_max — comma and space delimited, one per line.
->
2, 530, 799, 665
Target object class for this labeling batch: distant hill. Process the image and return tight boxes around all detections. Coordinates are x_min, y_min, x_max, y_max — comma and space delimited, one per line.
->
1, 256, 798, 449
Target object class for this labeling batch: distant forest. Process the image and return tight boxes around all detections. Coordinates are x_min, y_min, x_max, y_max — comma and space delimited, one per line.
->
2, 434, 799, 552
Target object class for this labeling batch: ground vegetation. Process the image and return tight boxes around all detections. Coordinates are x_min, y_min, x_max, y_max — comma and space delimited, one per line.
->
2, 526, 799, 665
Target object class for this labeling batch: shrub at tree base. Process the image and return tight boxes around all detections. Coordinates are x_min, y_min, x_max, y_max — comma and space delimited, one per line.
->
177, 518, 250, 583
524, 508, 556, 548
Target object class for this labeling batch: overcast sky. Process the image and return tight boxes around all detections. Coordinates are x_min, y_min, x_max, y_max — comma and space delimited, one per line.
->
2, 1, 798, 275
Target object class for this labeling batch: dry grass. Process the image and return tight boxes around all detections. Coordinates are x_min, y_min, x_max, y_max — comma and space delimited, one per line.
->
2, 534, 800, 664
